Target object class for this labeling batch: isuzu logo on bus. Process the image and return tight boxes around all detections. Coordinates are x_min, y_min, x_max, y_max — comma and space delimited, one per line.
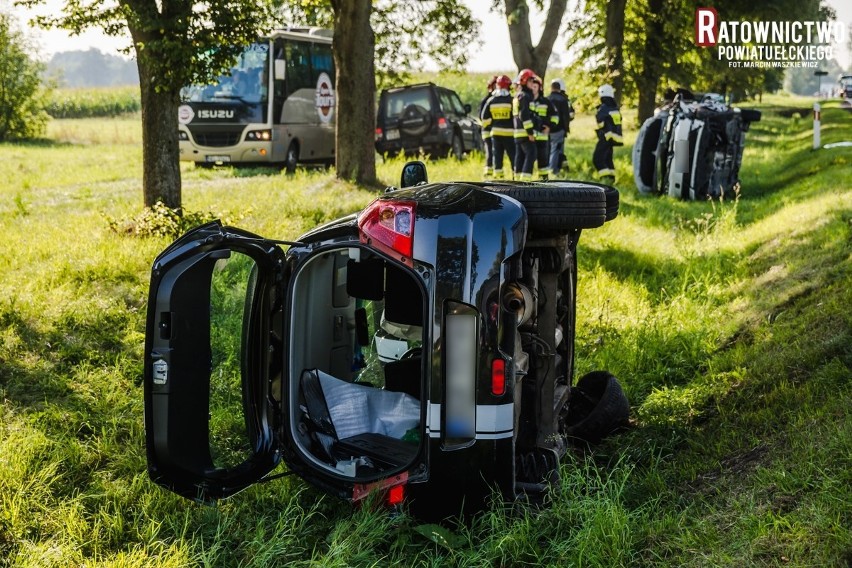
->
315, 72, 335, 124
198, 109, 236, 120
177, 105, 194, 125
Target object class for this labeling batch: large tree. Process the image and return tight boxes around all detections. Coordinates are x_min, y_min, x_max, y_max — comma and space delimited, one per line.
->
497, 0, 567, 78
330, 0, 375, 185
20, 0, 271, 209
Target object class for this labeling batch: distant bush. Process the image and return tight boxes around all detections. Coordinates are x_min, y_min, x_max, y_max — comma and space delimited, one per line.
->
45, 86, 140, 118
0, 13, 49, 140
106, 201, 248, 238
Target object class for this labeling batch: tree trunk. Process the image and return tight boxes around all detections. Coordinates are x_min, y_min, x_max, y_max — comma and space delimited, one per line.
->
604, 0, 627, 103
332, 0, 377, 186
504, 0, 567, 79
134, 43, 182, 210
636, 0, 665, 123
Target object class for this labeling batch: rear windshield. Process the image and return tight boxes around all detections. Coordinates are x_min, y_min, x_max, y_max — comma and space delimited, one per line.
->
383, 88, 433, 119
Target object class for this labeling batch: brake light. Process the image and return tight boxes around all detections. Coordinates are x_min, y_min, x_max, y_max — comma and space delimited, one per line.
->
375, 127, 383, 141
491, 358, 506, 396
358, 200, 415, 264
387, 484, 405, 506
438, 117, 448, 129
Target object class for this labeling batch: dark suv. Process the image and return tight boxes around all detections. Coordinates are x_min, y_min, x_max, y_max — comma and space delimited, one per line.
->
375, 83, 482, 159
143, 162, 627, 521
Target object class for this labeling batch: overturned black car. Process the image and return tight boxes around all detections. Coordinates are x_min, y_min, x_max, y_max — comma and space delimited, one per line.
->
143, 163, 627, 521
633, 90, 761, 200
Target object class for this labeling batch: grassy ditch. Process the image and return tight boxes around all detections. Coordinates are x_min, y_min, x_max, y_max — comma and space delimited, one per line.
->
0, 95, 849, 566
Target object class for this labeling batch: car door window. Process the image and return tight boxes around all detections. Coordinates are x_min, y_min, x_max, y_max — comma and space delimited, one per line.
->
450, 92, 467, 115
438, 90, 456, 116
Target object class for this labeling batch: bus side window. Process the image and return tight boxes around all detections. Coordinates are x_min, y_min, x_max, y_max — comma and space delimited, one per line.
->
285, 41, 312, 97
310, 43, 334, 83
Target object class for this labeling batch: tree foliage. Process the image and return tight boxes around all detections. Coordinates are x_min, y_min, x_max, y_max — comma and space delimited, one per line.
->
0, 12, 49, 141
281, 0, 479, 88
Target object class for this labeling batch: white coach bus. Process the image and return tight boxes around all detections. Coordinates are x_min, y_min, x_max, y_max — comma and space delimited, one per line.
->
178, 28, 335, 170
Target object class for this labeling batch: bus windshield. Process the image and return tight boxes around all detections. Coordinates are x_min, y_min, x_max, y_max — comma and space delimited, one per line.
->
181, 42, 270, 105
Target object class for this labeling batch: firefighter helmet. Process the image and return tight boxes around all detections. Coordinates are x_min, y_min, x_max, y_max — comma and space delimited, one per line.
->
496, 75, 512, 89
598, 84, 615, 98
516, 68, 536, 86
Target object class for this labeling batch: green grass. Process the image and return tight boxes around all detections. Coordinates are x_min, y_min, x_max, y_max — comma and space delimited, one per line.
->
0, 93, 850, 566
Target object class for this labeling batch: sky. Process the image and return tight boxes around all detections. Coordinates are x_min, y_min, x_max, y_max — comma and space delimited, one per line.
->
7, 0, 852, 71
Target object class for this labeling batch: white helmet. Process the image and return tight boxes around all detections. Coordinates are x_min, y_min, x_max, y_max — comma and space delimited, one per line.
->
598, 84, 615, 98
551, 78, 565, 91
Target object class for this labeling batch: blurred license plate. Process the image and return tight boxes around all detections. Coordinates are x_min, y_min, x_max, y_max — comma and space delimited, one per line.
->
386, 129, 400, 141
206, 155, 231, 162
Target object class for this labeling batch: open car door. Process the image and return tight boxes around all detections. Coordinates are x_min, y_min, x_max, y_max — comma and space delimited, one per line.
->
143, 221, 289, 501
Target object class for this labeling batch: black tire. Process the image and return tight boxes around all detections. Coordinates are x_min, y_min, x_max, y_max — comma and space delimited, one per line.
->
399, 104, 431, 137
565, 371, 630, 444
582, 182, 620, 221
285, 142, 298, 174
740, 108, 761, 123
451, 133, 464, 160
494, 183, 607, 231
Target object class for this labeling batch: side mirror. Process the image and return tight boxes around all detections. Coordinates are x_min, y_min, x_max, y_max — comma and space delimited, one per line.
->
400, 161, 428, 188
274, 59, 286, 80
464, 103, 472, 114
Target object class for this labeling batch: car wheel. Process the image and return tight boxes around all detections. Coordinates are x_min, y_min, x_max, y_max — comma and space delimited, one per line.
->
491, 183, 607, 231
565, 371, 630, 444
451, 133, 464, 160
285, 142, 298, 174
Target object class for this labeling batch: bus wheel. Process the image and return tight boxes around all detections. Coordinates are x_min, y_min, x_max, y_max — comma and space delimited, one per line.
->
285, 142, 299, 174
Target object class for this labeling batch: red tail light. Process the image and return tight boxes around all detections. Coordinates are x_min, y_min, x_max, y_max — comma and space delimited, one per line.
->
387, 484, 405, 506
358, 200, 416, 264
375, 127, 383, 141
491, 358, 506, 396
437, 117, 448, 129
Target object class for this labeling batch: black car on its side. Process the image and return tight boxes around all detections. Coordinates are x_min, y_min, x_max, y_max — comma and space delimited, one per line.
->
375, 83, 482, 159
143, 162, 627, 521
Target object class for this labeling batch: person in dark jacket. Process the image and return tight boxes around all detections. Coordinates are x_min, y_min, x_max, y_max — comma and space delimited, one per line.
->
528, 76, 556, 180
480, 75, 515, 178
479, 76, 498, 178
593, 84, 623, 184
513, 68, 537, 180
548, 78, 574, 177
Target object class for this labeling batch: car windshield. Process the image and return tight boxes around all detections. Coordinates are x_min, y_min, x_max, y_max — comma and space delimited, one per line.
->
384, 88, 433, 119
180, 42, 270, 104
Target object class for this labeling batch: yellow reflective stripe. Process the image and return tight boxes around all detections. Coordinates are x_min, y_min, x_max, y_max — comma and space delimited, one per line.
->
481, 118, 492, 127
609, 111, 622, 125
535, 133, 548, 141
491, 127, 514, 136
595, 168, 616, 178
483, 131, 493, 139
604, 132, 623, 143
523, 120, 534, 129
490, 103, 512, 110
514, 131, 528, 138
550, 116, 559, 124
596, 121, 605, 129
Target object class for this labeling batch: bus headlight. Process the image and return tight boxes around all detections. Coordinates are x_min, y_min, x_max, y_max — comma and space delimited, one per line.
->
246, 130, 272, 141
178, 130, 189, 141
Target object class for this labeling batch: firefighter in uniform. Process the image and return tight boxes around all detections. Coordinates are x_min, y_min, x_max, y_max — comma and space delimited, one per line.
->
479, 76, 498, 178
593, 84, 623, 184
513, 68, 537, 180
528, 76, 557, 180
548, 78, 574, 177
480, 75, 515, 178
